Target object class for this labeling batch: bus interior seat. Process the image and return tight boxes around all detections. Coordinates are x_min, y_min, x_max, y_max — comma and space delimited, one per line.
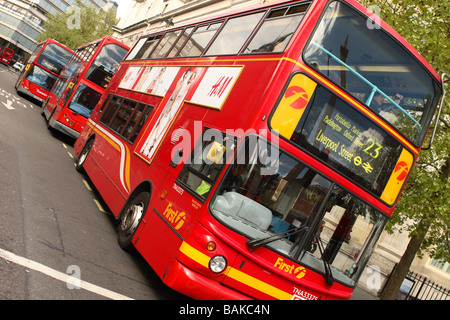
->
213, 192, 272, 229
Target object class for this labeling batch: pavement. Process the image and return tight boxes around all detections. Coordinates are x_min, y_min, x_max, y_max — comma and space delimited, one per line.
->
351, 286, 379, 300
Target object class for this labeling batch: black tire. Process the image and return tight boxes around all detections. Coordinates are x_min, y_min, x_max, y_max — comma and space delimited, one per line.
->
117, 192, 150, 252
75, 138, 94, 173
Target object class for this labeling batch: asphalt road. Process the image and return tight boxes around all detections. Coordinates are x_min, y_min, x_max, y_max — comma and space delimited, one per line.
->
0, 64, 186, 300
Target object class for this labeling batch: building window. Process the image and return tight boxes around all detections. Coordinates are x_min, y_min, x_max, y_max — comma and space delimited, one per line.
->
429, 259, 450, 276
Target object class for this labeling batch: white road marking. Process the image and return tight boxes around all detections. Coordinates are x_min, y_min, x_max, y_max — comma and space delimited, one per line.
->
0, 247, 133, 300
2, 99, 15, 110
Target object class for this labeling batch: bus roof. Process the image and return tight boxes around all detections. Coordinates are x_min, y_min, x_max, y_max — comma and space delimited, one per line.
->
38, 38, 73, 52
75, 36, 129, 51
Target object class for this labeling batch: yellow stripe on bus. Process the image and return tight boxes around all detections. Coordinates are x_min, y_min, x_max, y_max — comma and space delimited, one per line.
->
179, 241, 292, 300
271, 74, 317, 139
226, 267, 292, 300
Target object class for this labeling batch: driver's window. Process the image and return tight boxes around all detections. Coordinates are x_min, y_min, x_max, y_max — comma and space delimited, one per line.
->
176, 128, 232, 201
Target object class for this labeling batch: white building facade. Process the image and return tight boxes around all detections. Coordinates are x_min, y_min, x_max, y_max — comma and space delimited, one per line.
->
113, 0, 277, 47
0, 0, 118, 63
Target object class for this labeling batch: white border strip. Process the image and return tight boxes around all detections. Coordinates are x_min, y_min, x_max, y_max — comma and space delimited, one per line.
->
0, 248, 133, 300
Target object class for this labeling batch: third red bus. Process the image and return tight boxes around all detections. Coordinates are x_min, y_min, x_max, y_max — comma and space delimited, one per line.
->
15, 39, 73, 102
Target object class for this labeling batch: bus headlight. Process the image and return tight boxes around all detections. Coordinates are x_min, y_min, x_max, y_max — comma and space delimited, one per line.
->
209, 255, 227, 273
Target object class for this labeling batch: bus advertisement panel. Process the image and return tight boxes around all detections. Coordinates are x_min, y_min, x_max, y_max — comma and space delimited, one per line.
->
15, 39, 73, 102
43, 36, 129, 139
73, 0, 444, 300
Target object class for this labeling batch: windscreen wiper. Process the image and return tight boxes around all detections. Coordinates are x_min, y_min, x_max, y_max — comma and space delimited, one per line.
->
246, 226, 308, 249
315, 234, 334, 286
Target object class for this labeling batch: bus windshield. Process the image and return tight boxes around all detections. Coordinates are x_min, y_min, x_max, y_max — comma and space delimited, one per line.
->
36, 43, 72, 75
303, 1, 442, 146
25, 65, 58, 91
67, 83, 102, 118
211, 137, 387, 287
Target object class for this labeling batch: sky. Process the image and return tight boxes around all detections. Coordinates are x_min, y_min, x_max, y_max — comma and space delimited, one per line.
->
114, 0, 132, 19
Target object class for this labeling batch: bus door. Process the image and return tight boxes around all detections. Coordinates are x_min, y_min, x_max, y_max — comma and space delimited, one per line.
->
43, 78, 66, 117
131, 117, 198, 277
50, 79, 77, 120
133, 118, 230, 277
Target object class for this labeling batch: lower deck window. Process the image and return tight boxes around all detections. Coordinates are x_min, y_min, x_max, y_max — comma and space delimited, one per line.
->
99, 95, 153, 144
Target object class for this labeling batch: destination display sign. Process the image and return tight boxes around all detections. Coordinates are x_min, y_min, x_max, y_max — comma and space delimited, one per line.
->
271, 74, 413, 202
36, 55, 63, 74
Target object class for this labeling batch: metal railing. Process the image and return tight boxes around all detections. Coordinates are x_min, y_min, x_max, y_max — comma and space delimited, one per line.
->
404, 271, 450, 300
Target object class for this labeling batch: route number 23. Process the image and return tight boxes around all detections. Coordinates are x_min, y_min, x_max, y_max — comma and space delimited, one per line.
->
363, 139, 383, 159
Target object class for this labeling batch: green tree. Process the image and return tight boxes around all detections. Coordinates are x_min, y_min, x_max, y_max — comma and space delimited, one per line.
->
37, 0, 119, 50
361, 0, 449, 300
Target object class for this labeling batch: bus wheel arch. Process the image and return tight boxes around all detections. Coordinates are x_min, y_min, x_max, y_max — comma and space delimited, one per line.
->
117, 181, 152, 252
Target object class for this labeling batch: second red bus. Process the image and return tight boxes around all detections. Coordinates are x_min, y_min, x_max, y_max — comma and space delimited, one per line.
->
42, 36, 129, 139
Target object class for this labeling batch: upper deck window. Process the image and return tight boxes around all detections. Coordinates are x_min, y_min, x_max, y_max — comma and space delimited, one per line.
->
205, 12, 265, 56
243, 3, 309, 54
177, 22, 223, 57
167, 27, 194, 58
127, 35, 163, 60
150, 30, 183, 59
72, 42, 99, 63
85, 44, 129, 88
303, 1, 442, 146
125, 2, 311, 59
36, 43, 72, 75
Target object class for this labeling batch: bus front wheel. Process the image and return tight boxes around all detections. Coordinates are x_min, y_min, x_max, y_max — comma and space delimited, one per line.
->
118, 192, 150, 252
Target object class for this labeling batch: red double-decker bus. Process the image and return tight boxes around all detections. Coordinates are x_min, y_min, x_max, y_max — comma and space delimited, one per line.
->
0, 47, 14, 65
73, 0, 444, 300
15, 39, 73, 102
42, 36, 129, 139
